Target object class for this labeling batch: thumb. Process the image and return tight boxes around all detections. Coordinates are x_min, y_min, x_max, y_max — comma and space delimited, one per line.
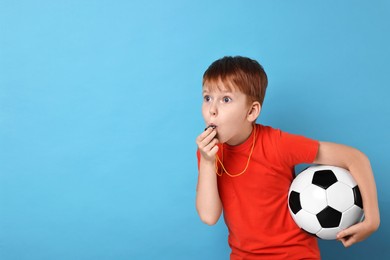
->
337, 224, 358, 240
336, 229, 348, 240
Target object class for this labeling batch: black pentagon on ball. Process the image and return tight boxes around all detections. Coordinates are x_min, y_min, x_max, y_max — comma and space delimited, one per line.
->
289, 191, 302, 214
317, 206, 342, 228
353, 186, 363, 208
312, 170, 338, 189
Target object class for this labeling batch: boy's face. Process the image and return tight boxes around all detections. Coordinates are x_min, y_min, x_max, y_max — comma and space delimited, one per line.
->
202, 81, 254, 146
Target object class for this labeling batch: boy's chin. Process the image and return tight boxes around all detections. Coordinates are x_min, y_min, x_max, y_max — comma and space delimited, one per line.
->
217, 135, 228, 144
217, 133, 235, 145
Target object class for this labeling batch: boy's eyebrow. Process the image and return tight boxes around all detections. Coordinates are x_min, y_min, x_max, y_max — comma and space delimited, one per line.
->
202, 89, 233, 94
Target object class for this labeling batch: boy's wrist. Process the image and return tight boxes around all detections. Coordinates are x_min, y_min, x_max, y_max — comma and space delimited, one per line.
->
200, 152, 216, 163
200, 156, 217, 174
200, 155, 216, 165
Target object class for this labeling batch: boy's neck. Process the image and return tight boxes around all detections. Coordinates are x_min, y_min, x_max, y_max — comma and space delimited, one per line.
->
226, 123, 255, 146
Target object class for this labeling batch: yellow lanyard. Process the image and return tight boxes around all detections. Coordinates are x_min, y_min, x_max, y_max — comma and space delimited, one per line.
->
216, 125, 256, 177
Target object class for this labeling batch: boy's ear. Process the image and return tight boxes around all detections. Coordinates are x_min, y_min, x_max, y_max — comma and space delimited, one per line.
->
247, 101, 261, 122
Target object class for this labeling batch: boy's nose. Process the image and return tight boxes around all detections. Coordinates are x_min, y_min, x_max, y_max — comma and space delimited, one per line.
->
209, 103, 217, 116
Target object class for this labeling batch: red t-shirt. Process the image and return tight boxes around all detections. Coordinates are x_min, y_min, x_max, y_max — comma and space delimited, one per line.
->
197, 124, 321, 259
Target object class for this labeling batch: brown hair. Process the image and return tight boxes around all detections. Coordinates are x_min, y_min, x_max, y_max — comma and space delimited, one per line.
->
202, 56, 268, 106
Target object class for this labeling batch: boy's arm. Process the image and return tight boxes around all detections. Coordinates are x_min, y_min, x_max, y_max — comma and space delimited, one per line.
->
313, 141, 380, 247
195, 128, 222, 225
196, 157, 222, 225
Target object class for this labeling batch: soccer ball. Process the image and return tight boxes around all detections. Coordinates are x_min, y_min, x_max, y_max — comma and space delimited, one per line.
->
288, 165, 364, 240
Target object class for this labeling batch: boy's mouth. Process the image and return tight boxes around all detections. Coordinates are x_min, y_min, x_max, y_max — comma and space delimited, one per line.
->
204, 124, 217, 131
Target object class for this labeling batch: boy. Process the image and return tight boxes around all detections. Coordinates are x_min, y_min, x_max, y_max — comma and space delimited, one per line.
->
195, 56, 380, 259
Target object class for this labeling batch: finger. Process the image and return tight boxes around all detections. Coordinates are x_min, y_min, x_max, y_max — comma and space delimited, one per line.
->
196, 127, 214, 143
339, 236, 356, 248
204, 138, 219, 153
336, 230, 348, 240
337, 224, 358, 240
337, 226, 358, 248
197, 129, 217, 148
203, 140, 219, 158
198, 134, 217, 150
209, 143, 219, 155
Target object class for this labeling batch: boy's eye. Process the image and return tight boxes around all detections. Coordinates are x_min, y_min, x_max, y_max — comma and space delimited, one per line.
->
203, 95, 211, 102
222, 97, 232, 103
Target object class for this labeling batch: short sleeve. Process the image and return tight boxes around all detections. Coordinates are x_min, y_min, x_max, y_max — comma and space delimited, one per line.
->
275, 130, 319, 168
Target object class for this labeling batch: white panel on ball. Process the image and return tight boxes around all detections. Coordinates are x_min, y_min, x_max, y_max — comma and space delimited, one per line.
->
316, 227, 342, 240
327, 182, 355, 212
339, 205, 364, 229
300, 185, 327, 214
290, 170, 315, 193
294, 210, 322, 234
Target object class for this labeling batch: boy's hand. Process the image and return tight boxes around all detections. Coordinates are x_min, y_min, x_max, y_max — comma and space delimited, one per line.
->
336, 219, 378, 247
196, 127, 219, 162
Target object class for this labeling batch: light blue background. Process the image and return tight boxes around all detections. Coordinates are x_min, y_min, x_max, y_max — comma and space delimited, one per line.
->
1, 0, 389, 259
